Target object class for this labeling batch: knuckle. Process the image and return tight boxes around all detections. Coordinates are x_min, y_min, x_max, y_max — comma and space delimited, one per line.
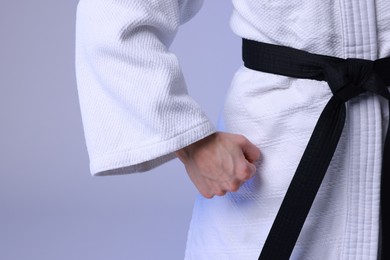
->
203, 193, 214, 199
237, 164, 253, 179
236, 135, 248, 145
201, 190, 214, 199
227, 182, 240, 192
215, 190, 227, 196
231, 184, 240, 192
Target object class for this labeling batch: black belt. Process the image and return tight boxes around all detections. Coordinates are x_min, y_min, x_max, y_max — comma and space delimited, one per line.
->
242, 38, 390, 260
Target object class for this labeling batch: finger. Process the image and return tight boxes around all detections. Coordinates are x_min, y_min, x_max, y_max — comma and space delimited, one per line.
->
215, 190, 227, 196
240, 138, 261, 163
247, 162, 257, 178
234, 163, 256, 192
242, 161, 257, 181
202, 191, 214, 199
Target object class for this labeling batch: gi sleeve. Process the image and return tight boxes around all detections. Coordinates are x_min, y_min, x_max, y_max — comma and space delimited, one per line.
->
75, 0, 215, 176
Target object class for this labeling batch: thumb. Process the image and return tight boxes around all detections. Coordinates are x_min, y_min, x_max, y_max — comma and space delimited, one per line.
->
240, 138, 261, 163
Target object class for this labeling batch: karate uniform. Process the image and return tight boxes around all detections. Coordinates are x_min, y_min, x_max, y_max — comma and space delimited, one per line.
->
75, 0, 390, 259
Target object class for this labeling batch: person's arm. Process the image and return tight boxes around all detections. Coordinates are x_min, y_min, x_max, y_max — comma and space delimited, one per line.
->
75, 0, 260, 197
76, 0, 215, 175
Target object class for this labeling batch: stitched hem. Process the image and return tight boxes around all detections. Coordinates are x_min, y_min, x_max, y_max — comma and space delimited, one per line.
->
90, 121, 216, 175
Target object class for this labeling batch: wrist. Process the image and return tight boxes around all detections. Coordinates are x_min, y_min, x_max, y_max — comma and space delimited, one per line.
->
175, 133, 216, 161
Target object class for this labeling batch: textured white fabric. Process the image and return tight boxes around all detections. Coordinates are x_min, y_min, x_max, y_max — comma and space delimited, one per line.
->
75, 0, 390, 259
75, 0, 214, 175
185, 1, 389, 259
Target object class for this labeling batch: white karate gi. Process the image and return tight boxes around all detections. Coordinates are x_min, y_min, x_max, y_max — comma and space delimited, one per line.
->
75, 0, 390, 259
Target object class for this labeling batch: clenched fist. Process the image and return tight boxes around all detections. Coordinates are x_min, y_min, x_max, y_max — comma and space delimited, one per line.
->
175, 132, 261, 198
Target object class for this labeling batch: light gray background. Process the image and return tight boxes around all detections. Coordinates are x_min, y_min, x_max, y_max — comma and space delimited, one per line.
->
0, 1, 241, 259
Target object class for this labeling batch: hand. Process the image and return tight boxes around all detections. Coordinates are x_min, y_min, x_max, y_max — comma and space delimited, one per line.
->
175, 132, 261, 198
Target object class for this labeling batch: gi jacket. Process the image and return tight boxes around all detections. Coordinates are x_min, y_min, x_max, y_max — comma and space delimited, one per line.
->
75, 0, 390, 259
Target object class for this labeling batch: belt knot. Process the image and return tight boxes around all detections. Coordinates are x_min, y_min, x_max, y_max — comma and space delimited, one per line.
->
325, 58, 372, 101
324, 58, 389, 102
